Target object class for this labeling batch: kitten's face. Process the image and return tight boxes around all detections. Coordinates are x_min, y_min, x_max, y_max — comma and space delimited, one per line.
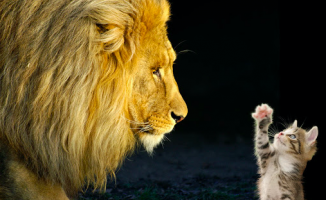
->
273, 120, 318, 160
273, 121, 304, 153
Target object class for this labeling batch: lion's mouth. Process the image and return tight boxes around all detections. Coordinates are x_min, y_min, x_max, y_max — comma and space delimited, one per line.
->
134, 117, 175, 154
139, 125, 154, 134
138, 123, 174, 135
130, 115, 175, 135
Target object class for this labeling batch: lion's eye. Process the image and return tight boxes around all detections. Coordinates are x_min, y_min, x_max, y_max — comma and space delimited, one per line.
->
153, 69, 161, 79
288, 134, 296, 139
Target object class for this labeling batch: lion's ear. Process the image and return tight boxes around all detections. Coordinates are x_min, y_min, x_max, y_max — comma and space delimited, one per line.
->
87, 1, 135, 54
96, 24, 118, 34
95, 23, 126, 53
96, 24, 109, 34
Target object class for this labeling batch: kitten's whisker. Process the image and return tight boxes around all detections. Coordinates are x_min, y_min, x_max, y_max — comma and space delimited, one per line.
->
299, 118, 307, 129
269, 125, 279, 135
278, 117, 288, 128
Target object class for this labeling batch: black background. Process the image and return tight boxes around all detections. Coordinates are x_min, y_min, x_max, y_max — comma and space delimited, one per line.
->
167, 0, 323, 199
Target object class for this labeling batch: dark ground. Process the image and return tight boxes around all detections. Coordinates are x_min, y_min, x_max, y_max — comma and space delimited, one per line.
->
80, 132, 259, 200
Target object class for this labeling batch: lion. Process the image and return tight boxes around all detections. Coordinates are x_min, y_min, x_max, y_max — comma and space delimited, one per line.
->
0, 0, 188, 199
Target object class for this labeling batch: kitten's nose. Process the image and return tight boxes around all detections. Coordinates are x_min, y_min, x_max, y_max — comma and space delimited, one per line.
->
279, 132, 284, 136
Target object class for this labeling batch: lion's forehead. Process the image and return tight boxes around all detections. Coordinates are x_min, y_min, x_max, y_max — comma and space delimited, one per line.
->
167, 46, 176, 64
145, 42, 175, 67
163, 35, 176, 63
159, 48, 175, 68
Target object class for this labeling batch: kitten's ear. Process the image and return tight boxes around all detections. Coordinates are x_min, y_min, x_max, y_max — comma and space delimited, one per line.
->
292, 120, 298, 128
306, 126, 318, 146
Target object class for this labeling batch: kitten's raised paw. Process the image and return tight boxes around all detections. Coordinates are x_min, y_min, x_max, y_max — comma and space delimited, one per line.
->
252, 104, 273, 121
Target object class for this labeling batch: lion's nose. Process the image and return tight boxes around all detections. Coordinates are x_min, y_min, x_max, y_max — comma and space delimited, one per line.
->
171, 112, 185, 123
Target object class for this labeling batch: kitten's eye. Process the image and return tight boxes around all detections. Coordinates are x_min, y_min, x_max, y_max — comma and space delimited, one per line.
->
288, 134, 296, 139
153, 68, 161, 79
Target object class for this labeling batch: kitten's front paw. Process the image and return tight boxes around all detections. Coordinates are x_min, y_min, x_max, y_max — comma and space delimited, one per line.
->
252, 104, 273, 122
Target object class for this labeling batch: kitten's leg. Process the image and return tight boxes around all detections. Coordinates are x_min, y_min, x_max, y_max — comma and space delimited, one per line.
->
252, 104, 274, 174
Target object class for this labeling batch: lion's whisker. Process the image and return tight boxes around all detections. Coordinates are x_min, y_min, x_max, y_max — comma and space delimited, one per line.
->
120, 115, 150, 125
163, 136, 170, 142
177, 49, 196, 55
173, 40, 186, 50
138, 125, 154, 133
141, 126, 153, 131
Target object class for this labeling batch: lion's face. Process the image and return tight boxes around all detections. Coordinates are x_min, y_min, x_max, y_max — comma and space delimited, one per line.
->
128, 27, 188, 153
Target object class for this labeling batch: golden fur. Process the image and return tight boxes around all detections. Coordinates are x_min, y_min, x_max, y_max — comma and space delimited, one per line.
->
0, 0, 187, 198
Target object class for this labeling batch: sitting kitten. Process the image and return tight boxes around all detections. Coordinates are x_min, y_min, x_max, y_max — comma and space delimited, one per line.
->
252, 104, 318, 200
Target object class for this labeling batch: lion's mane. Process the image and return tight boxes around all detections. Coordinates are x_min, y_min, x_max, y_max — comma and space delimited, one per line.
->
0, 0, 170, 192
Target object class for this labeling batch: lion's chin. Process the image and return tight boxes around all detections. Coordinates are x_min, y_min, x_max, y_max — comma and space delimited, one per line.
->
139, 133, 166, 155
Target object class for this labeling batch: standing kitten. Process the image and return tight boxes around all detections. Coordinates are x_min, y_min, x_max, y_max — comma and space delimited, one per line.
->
252, 104, 318, 200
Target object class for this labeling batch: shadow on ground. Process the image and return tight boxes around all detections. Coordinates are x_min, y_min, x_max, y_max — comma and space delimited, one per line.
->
79, 132, 259, 200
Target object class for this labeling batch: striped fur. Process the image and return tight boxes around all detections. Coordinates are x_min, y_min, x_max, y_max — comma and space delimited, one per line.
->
252, 104, 318, 200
